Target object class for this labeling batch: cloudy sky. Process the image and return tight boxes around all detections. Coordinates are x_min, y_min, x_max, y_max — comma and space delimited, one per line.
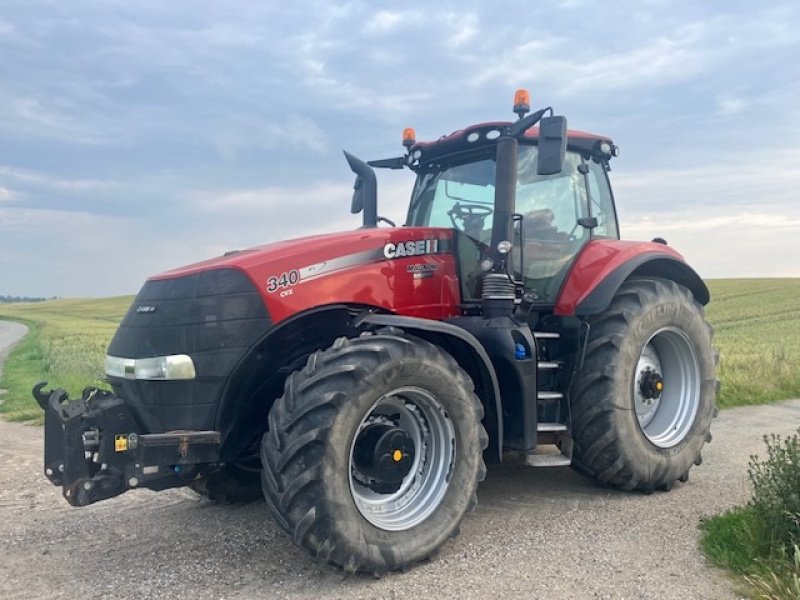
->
1, 0, 799, 297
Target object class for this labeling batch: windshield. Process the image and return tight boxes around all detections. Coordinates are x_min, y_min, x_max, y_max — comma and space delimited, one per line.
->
407, 145, 618, 303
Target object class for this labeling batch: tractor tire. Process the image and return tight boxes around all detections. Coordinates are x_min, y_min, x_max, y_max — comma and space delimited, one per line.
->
260, 333, 487, 574
570, 277, 717, 492
189, 462, 263, 503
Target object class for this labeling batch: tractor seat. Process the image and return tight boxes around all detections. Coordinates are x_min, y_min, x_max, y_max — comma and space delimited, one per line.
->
523, 209, 571, 243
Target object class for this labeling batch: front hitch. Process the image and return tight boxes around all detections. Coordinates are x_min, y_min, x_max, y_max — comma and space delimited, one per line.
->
33, 381, 221, 507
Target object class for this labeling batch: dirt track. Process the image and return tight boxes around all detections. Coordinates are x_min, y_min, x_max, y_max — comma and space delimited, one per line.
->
1, 320, 799, 599
0, 320, 28, 376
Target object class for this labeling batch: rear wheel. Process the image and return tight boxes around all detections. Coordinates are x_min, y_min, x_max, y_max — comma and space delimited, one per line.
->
260, 333, 487, 574
571, 277, 717, 492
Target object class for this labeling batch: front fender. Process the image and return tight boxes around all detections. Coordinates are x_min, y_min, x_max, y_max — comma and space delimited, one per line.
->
555, 240, 709, 316
360, 313, 504, 461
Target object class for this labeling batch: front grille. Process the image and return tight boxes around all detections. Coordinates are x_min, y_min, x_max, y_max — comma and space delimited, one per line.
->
107, 268, 271, 433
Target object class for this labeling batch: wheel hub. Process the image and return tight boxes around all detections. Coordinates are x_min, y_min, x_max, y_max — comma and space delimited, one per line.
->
639, 369, 664, 400
632, 327, 701, 448
348, 388, 456, 531
353, 423, 415, 492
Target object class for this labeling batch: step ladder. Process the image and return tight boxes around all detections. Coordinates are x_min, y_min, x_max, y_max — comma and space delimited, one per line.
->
526, 331, 572, 467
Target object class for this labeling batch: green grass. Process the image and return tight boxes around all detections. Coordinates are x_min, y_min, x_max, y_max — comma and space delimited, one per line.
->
0, 296, 133, 421
702, 508, 800, 600
702, 506, 767, 574
701, 428, 800, 600
0, 278, 798, 421
705, 279, 800, 408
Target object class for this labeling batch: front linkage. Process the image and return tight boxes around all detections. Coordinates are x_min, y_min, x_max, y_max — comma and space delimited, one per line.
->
33, 382, 221, 506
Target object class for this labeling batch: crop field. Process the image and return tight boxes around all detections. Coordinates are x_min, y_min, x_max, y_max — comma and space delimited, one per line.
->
706, 279, 800, 407
0, 296, 133, 421
0, 279, 798, 422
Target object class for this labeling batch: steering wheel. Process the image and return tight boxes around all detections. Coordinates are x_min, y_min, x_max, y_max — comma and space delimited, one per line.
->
448, 203, 493, 233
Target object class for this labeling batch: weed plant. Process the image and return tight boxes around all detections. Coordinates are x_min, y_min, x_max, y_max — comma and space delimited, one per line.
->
702, 429, 800, 600
748, 433, 800, 554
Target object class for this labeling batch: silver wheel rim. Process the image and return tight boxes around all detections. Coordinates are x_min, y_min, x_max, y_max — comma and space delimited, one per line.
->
348, 386, 456, 531
633, 327, 701, 448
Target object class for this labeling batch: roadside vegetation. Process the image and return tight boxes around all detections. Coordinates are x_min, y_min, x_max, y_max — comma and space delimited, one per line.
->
698, 280, 800, 599
702, 430, 800, 600
0, 296, 132, 421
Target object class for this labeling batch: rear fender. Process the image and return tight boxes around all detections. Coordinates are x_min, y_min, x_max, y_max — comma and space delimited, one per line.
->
555, 241, 709, 316
360, 313, 504, 462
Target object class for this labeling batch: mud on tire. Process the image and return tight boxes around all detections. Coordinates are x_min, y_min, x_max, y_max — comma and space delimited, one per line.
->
260, 333, 487, 574
571, 277, 717, 492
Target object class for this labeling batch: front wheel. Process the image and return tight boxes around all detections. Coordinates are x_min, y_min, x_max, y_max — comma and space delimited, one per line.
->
260, 333, 487, 574
571, 277, 717, 492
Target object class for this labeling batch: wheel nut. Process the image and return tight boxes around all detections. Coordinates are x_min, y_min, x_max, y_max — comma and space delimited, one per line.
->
128, 477, 139, 488
45, 468, 53, 477
84, 481, 93, 491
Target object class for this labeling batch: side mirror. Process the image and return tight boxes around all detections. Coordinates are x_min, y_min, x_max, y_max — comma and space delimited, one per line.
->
343, 151, 377, 228
350, 175, 364, 214
537, 115, 567, 176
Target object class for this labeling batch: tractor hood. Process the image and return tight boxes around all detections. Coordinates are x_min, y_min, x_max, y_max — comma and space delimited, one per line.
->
148, 226, 460, 324
151, 230, 391, 280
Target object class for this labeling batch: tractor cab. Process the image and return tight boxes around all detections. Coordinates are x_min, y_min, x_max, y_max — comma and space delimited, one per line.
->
406, 134, 620, 304
368, 90, 622, 305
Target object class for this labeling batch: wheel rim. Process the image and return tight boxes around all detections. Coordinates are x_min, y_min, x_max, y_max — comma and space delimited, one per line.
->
348, 386, 456, 531
632, 327, 701, 448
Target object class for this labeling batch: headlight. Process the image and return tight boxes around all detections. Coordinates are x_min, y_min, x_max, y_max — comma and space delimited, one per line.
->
105, 354, 196, 380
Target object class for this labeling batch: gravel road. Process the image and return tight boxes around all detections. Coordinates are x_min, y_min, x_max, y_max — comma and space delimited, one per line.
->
0, 320, 28, 378
1, 320, 799, 599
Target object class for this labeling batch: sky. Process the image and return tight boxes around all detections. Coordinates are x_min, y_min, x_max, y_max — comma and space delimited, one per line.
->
1, 0, 799, 297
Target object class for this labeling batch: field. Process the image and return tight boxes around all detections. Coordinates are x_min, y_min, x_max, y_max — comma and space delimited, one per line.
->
0, 296, 133, 421
707, 279, 800, 407
0, 279, 799, 421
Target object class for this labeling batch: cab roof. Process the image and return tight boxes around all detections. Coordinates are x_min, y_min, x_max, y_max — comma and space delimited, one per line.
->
409, 120, 613, 166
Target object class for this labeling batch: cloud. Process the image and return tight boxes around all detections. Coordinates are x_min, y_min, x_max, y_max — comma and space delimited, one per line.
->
363, 10, 422, 35
195, 181, 352, 213
212, 115, 330, 161
0, 166, 119, 194
468, 23, 708, 93
612, 147, 800, 215
0, 0, 798, 296
715, 95, 747, 117
441, 12, 478, 48
624, 208, 800, 278
0, 206, 221, 296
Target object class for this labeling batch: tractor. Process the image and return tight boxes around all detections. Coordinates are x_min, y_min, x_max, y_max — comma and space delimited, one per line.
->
34, 90, 717, 574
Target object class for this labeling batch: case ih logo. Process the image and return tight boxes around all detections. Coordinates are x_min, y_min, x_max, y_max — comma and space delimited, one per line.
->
383, 239, 440, 260
136, 305, 157, 313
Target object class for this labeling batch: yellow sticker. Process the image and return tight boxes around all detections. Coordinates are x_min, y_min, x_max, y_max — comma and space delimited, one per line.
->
392, 449, 403, 462
115, 434, 128, 452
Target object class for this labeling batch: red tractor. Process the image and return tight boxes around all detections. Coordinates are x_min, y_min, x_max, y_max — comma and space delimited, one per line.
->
34, 90, 717, 574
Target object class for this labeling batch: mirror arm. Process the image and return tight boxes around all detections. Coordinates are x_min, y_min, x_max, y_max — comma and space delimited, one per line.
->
509, 107, 550, 138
